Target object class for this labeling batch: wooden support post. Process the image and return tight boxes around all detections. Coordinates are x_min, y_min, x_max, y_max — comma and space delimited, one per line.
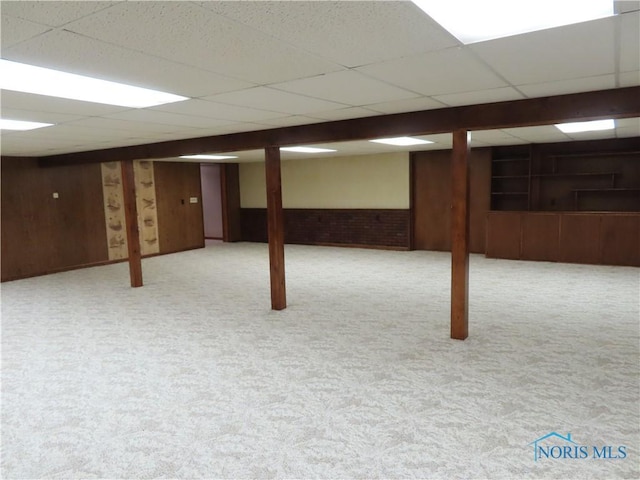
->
121, 159, 143, 287
265, 147, 287, 310
451, 129, 470, 339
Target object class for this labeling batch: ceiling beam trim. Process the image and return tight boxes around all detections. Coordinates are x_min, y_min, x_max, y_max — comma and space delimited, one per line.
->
38, 86, 639, 166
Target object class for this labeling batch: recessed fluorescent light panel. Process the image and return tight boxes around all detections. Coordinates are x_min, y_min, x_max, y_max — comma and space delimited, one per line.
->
0, 118, 53, 131
370, 137, 434, 146
0, 59, 188, 108
412, 0, 614, 44
180, 154, 238, 160
555, 119, 615, 133
280, 146, 337, 153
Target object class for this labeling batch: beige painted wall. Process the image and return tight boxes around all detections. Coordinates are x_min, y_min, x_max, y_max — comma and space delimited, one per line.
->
239, 152, 410, 209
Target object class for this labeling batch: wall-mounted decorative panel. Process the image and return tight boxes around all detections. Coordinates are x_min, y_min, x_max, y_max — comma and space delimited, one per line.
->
101, 161, 128, 261
134, 160, 160, 256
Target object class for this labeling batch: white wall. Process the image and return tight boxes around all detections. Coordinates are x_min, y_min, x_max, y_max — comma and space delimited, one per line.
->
239, 152, 410, 209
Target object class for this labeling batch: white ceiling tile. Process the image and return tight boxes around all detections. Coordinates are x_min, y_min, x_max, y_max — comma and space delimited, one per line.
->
1, 1, 117, 27
104, 110, 235, 129
434, 87, 525, 107
61, 117, 185, 135
258, 116, 326, 127
3, 30, 255, 98
150, 99, 284, 123
620, 11, 640, 72
0, 90, 132, 117
615, 117, 640, 129
517, 75, 617, 97
309, 107, 381, 121
64, 2, 343, 84
565, 129, 618, 141
0, 107, 83, 125
501, 125, 572, 142
270, 70, 418, 107
471, 130, 520, 142
204, 87, 347, 116
357, 47, 507, 96
471, 17, 616, 85
1, 14, 51, 48
365, 97, 447, 114
198, 1, 458, 67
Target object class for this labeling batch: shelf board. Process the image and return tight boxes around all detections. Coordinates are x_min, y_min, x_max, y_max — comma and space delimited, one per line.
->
491, 192, 529, 195
492, 175, 529, 179
532, 172, 617, 178
492, 158, 530, 163
573, 188, 640, 193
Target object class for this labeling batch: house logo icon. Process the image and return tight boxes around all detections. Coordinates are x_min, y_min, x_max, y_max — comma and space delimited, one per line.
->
528, 432, 579, 461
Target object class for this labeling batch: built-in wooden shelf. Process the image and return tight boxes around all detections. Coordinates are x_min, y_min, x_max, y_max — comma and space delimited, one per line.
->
491, 192, 528, 195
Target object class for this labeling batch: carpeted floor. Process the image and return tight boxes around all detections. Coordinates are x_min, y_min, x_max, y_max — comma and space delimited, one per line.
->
1, 242, 638, 479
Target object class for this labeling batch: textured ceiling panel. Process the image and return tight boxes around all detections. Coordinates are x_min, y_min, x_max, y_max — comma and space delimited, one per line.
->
64, 1, 344, 84
471, 18, 616, 85
365, 97, 447, 114
516, 75, 617, 98
204, 87, 347, 116
433, 87, 524, 107
3, 30, 255, 97
198, 1, 459, 67
0, 1, 116, 27
150, 99, 285, 123
0, 14, 51, 48
270, 70, 419, 106
1, 90, 130, 116
356, 47, 507, 96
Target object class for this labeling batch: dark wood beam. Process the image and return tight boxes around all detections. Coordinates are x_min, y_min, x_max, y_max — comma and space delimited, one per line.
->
39, 87, 640, 167
220, 163, 242, 242
451, 129, 470, 340
265, 147, 286, 310
121, 159, 143, 287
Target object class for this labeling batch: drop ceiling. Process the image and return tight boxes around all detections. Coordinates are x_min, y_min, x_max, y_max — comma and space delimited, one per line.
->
1, 1, 639, 159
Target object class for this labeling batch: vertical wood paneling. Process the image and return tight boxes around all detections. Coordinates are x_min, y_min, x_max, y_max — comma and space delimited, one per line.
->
485, 212, 522, 260
600, 214, 640, 266
221, 163, 242, 242
1, 157, 108, 281
154, 162, 204, 254
412, 148, 491, 253
559, 214, 601, 264
521, 213, 560, 262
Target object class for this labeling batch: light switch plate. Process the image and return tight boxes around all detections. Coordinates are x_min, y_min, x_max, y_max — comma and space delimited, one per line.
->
189, 197, 198, 203
52, 192, 59, 199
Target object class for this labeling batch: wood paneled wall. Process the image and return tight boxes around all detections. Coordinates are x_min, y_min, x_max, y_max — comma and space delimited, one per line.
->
411, 148, 491, 253
1, 157, 108, 281
2, 158, 206, 281
486, 211, 640, 266
154, 162, 205, 254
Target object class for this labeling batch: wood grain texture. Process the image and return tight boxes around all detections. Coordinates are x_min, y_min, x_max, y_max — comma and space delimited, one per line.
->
121, 159, 143, 287
154, 162, 205, 254
221, 163, 242, 242
485, 212, 522, 260
600, 214, 640, 266
265, 147, 287, 310
39, 87, 640, 166
521, 213, 560, 262
450, 130, 470, 340
1, 157, 108, 281
559, 214, 601, 264
412, 148, 491, 253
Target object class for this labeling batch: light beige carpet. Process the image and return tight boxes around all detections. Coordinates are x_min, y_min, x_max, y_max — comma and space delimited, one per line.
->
1, 243, 638, 479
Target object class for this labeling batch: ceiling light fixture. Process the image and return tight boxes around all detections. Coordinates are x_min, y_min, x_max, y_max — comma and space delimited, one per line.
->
555, 119, 615, 133
281, 146, 337, 153
0, 59, 189, 108
179, 154, 238, 160
370, 137, 434, 146
411, 0, 614, 44
0, 118, 54, 131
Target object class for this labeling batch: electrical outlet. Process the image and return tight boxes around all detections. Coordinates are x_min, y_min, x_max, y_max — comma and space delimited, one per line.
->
52, 192, 59, 199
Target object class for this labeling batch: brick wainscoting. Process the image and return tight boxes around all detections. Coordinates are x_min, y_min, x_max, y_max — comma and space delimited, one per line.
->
241, 208, 410, 249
